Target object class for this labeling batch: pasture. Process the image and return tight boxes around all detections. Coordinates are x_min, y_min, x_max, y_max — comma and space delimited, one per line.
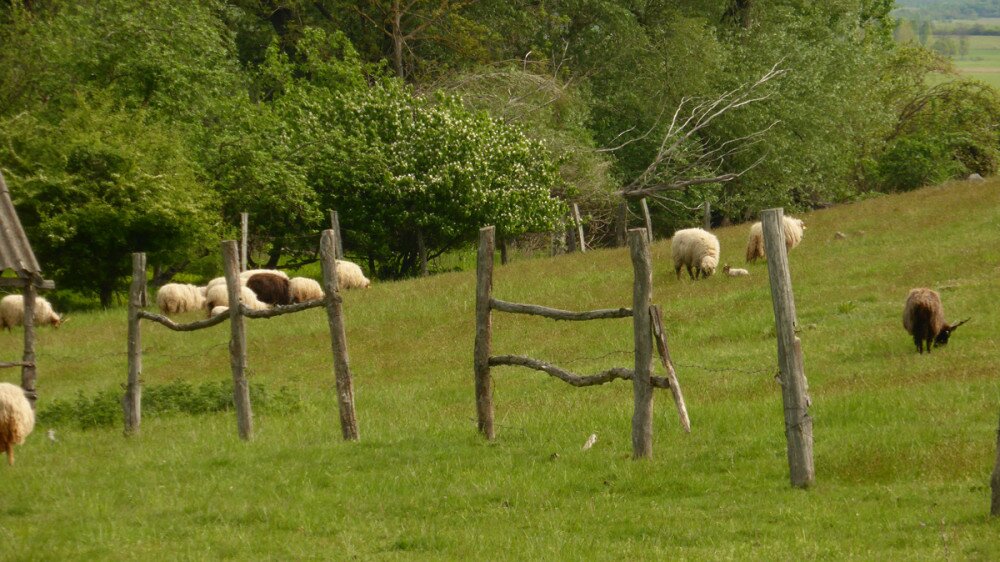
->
1, 179, 1000, 559
953, 34, 1000, 88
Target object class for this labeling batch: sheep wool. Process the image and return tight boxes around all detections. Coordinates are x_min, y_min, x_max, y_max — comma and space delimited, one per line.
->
246, 273, 291, 306
210, 306, 229, 317
0, 295, 61, 330
155, 283, 206, 315
745, 216, 806, 263
0, 382, 34, 465
289, 277, 324, 303
204, 284, 270, 312
336, 260, 371, 289
671, 228, 720, 280
723, 265, 750, 277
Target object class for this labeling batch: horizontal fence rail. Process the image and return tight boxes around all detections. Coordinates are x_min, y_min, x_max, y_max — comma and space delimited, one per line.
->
489, 354, 671, 388
490, 299, 632, 321
240, 299, 325, 319
137, 310, 228, 332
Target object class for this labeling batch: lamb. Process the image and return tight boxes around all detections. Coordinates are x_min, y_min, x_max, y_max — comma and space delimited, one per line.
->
0, 382, 34, 465
245, 272, 291, 306
155, 283, 206, 315
745, 216, 806, 263
203, 283, 270, 313
288, 277, 323, 303
336, 260, 371, 289
723, 265, 750, 277
0, 295, 62, 330
671, 228, 720, 280
902, 288, 969, 354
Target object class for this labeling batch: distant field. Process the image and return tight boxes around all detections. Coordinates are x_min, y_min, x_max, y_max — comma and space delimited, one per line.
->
938, 33, 1000, 88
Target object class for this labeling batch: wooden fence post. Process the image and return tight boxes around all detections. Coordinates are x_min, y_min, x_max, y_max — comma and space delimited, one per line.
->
703, 201, 711, 230
991, 410, 1000, 516
123, 252, 146, 434
320, 229, 359, 441
762, 208, 814, 488
629, 228, 654, 459
572, 203, 586, 253
615, 201, 628, 247
329, 210, 344, 259
20, 282, 36, 409
474, 226, 495, 439
641, 198, 653, 242
240, 212, 248, 272
222, 240, 253, 441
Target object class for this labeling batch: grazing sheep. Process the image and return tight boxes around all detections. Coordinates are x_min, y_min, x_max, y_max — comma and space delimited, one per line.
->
0, 382, 34, 465
903, 288, 969, 354
336, 260, 371, 289
723, 265, 750, 277
289, 277, 323, 303
0, 295, 62, 331
155, 283, 206, 315
671, 228, 720, 280
745, 216, 806, 263
246, 272, 291, 306
203, 284, 269, 313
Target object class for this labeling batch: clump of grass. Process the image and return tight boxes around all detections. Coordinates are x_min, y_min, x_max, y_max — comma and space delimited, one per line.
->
37, 380, 300, 429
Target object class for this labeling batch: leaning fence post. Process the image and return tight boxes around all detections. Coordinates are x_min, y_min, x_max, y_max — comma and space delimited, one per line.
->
222, 240, 253, 441
703, 200, 711, 230
572, 203, 586, 253
629, 228, 654, 459
123, 252, 146, 435
474, 226, 495, 439
329, 210, 344, 259
240, 212, 248, 272
641, 198, 653, 242
320, 229, 359, 441
20, 281, 36, 409
762, 208, 814, 488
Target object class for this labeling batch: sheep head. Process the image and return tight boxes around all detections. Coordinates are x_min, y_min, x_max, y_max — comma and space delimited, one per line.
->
934, 317, 970, 347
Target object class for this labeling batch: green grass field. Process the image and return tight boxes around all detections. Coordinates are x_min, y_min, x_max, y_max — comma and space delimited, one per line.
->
2, 179, 1000, 559
952, 34, 1000, 88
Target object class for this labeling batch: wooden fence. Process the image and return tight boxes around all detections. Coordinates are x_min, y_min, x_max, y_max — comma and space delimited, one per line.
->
474, 225, 689, 459
123, 230, 358, 441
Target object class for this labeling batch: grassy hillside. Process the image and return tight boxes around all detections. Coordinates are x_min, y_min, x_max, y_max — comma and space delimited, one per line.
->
1, 179, 1000, 559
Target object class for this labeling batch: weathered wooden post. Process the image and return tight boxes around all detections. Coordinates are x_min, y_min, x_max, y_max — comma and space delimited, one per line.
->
629, 228, 654, 459
123, 252, 146, 434
20, 281, 36, 409
320, 229, 359, 440
572, 203, 586, 253
329, 210, 344, 259
991, 410, 1000, 516
240, 212, 248, 272
762, 208, 814, 488
641, 198, 653, 242
703, 201, 711, 230
474, 226, 495, 439
615, 201, 628, 247
222, 240, 253, 440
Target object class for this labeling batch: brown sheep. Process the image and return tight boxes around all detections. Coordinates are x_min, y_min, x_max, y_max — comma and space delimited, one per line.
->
245, 272, 291, 306
902, 288, 969, 354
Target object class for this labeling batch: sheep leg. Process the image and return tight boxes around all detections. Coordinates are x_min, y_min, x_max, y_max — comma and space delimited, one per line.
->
675, 265, 682, 279
5, 444, 12, 466
686, 265, 694, 280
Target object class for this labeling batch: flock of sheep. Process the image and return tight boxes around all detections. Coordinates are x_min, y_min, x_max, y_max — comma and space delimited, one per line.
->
669, 215, 967, 355
156, 261, 370, 317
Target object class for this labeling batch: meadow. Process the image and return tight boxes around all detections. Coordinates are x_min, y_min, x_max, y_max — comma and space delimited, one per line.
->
1, 179, 1000, 559
952, 33, 1000, 88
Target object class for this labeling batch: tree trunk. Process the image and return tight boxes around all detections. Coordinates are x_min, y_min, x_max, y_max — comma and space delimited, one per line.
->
499, 237, 509, 265
391, 0, 405, 78
417, 228, 428, 276
99, 284, 114, 309
265, 239, 283, 268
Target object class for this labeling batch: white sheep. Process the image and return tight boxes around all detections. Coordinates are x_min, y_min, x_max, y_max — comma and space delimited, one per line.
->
0, 382, 34, 465
0, 295, 62, 330
210, 306, 229, 317
723, 265, 750, 277
155, 283, 206, 315
203, 284, 270, 313
336, 260, 371, 289
745, 216, 805, 263
671, 228, 720, 280
289, 277, 324, 303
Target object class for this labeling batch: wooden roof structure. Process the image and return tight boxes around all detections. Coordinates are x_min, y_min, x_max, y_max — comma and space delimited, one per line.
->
0, 171, 52, 289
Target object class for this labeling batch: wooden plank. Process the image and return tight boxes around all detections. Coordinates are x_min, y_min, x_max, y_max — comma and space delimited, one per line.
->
650, 304, 691, 433
321, 229, 359, 441
629, 228, 654, 459
223, 240, 253, 441
762, 207, 814, 489
474, 226, 495, 439
20, 283, 36, 409
123, 252, 145, 435
490, 299, 632, 321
